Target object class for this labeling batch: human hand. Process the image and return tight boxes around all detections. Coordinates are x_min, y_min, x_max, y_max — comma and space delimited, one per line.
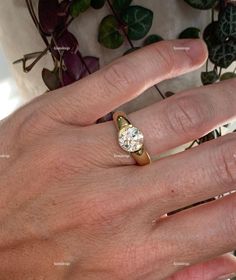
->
1, 39, 236, 280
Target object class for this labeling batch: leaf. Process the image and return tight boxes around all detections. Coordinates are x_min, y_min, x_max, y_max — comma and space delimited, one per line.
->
218, 5, 236, 41
179, 27, 200, 39
70, 0, 91, 17
98, 15, 124, 49
91, 0, 106, 9
220, 72, 236, 81
38, 0, 59, 34
209, 40, 236, 68
203, 21, 221, 48
81, 56, 100, 77
123, 47, 140, 55
62, 70, 76, 86
57, 0, 71, 26
113, 0, 132, 13
121, 6, 153, 40
143, 34, 163, 46
42, 68, 61, 90
201, 70, 219, 85
63, 52, 83, 80
51, 30, 79, 60
184, 0, 218, 10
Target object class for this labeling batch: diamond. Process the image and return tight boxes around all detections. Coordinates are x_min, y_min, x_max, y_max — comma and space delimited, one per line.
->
118, 125, 144, 152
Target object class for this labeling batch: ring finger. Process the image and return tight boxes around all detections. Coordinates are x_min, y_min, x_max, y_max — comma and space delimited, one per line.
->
84, 78, 236, 166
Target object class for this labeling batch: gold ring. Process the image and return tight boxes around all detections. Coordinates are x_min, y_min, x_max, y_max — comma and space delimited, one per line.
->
113, 111, 151, 166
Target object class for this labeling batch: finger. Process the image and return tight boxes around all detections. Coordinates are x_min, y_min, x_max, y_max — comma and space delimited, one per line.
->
168, 254, 236, 280
125, 132, 236, 218
42, 39, 207, 125
88, 78, 236, 166
149, 192, 236, 277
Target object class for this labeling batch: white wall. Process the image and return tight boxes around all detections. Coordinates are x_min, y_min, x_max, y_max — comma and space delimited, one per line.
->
0, 47, 23, 120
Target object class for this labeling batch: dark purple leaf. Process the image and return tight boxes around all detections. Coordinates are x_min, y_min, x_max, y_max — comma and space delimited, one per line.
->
51, 30, 79, 60
38, 0, 59, 35
81, 56, 100, 78
42, 68, 61, 90
62, 70, 76, 86
57, 0, 71, 26
63, 52, 83, 80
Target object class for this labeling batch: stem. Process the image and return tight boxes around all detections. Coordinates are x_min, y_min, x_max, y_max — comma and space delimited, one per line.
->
185, 140, 198, 150
59, 52, 64, 86
211, 8, 215, 22
154, 85, 165, 99
77, 51, 91, 75
25, 0, 50, 47
106, 0, 134, 48
23, 47, 49, 72
106, 0, 165, 99
206, 59, 209, 72
13, 52, 43, 64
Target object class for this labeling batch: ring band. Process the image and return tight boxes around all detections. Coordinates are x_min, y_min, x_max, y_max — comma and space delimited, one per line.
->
113, 111, 151, 166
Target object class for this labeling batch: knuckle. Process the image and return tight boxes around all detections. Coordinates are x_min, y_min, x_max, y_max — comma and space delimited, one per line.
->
18, 107, 54, 143
166, 95, 210, 136
77, 194, 121, 230
213, 134, 236, 188
46, 141, 81, 179
152, 42, 175, 75
103, 61, 138, 93
18, 110, 42, 141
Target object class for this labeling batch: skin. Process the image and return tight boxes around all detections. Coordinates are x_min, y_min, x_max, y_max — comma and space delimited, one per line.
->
0, 38, 236, 280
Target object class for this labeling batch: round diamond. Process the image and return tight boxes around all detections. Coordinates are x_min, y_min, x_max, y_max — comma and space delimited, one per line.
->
118, 126, 144, 152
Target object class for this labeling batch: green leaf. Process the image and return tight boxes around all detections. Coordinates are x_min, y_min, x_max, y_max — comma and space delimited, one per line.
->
218, 5, 236, 41
203, 21, 221, 48
70, 0, 91, 17
121, 6, 153, 40
98, 15, 124, 49
220, 72, 236, 81
42, 68, 61, 90
143, 34, 163, 46
201, 70, 219, 85
184, 0, 218, 10
123, 47, 140, 55
209, 40, 236, 68
179, 27, 200, 39
91, 0, 106, 9
113, 0, 132, 13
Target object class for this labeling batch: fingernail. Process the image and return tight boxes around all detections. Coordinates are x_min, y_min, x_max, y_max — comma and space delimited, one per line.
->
216, 272, 236, 280
174, 39, 208, 63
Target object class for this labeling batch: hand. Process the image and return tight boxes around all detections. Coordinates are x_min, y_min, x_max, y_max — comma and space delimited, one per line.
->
1, 39, 236, 280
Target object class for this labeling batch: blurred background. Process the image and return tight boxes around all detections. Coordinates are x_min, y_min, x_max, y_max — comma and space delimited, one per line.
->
0, 47, 24, 120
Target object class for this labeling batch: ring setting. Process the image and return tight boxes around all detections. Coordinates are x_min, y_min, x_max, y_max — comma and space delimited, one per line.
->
113, 111, 151, 166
